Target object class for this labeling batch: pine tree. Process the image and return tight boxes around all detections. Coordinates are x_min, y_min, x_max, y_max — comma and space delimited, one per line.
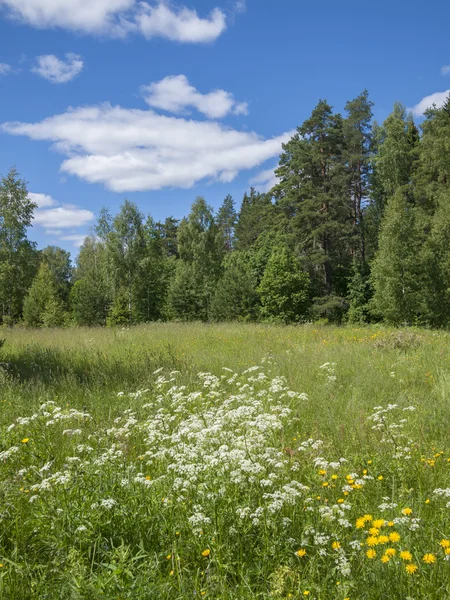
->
216, 194, 237, 253
23, 262, 65, 327
343, 90, 374, 263
234, 188, 274, 251
258, 246, 310, 323
41, 246, 72, 308
274, 100, 350, 299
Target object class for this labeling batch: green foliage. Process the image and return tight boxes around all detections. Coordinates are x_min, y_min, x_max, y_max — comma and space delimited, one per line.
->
370, 188, 429, 325
23, 262, 66, 327
210, 251, 258, 321
258, 246, 310, 323
0, 168, 38, 323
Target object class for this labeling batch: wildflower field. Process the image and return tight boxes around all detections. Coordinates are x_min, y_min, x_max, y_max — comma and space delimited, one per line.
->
0, 324, 449, 600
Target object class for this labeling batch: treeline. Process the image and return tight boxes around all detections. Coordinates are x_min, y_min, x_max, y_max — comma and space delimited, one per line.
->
1, 91, 450, 327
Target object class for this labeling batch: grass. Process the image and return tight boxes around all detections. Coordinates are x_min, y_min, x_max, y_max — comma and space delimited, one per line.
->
0, 323, 449, 599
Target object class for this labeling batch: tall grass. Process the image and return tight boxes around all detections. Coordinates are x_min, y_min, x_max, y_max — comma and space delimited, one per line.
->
0, 324, 449, 599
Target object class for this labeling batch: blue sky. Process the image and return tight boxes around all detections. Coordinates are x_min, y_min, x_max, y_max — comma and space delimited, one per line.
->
0, 0, 449, 256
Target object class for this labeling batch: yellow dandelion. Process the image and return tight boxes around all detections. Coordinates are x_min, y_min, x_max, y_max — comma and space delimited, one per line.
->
385, 548, 396, 557
169, 570, 174, 576
21, 438, 29, 444
322, 482, 329, 487
363, 514, 373, 522
303, 592, 310, 597
445, 548, 450, 556
377, 475, 383, 481
318, 469, 326, 475
356, 517, 366, 529
366, 549, 376, 559
378, 535, 389, 544
402, 508, 412, 516
422, 553, 436, 564
400, 551, 412, 561
425, 498, 430, 504
331, 474, 338, 480
440, 539, 450, 549
389, 532, 400, 543
337, 498, 344, 504
372, 519, 385, 529
406, 563, 418, 574
387, 521, 394, 527
369, 527, 380, 536
332, 541, 341, 550
381, 554, 390, 563
201, 549, 211, 557
166, 554, 172, 560
367, 460, 373, 465
366, 536, 379, 547
296, 549, 307, 557
145, 475, 151, 481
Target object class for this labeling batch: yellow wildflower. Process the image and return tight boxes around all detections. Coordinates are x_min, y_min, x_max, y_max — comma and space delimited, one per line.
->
169, 570, 174, 576
402, 508, 412, 516
356, 517, 366, 529
406, 563, 418, 574
425, 498, 430, 504
378, 535, 389, 544
331, 474, 338, 480
372, 519, 385, 529
377, 475, 383, 481
366, 536, 379, 547
331, 541, 341, 550
366, 549, 376, 559
387, 521, 394, 527
303, 592, 310, 597
367, 460, 373, 465
318, 469, 326, 475
400, 551, 412, 561
422, 553, 436, 564
166, 554, 172, 559
322, 482, 329, 487
381, 554, 390, 563
337, 498, 344, 504
369, 527, 380, 536
389, 532, 400, 543
385, 548, 396, 557
296, 549, 307, 557
21, 438, 29, 444
363, 514, 373, 522
440, 539, 450, 549
201, 549, 211, 557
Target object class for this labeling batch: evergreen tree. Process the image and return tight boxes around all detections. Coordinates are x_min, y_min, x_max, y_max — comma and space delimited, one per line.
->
258, 246, 310, 323
274, 100, 350, 299
343, 90, 374, 263
216, 194, 237, 252
0, 168, 38, 323
370, 188, 429, 325
155, 216, 179, 258
210, 251, 258, 321
23, 262, 65, 327
235, 188, 274, 250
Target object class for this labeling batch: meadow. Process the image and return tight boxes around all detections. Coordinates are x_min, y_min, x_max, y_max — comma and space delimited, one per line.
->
0, 323, 449, 599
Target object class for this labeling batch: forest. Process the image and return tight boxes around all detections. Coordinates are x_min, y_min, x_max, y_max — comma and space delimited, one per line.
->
1, 90, 450, 328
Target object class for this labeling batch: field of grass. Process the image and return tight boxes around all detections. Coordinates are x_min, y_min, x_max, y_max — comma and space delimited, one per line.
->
0, 323, 449, 599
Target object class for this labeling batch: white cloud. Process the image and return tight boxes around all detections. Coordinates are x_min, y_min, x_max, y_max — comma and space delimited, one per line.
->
0, 62, 12, 75
28, 192, 57, 208
409, 90, 450, 116
2, 101, 293, 193
142, 75, 248, 118
0, 0, 135, 34
135, 3, 226, 42
250, 166, 279, 193
0, 0, 228, 42
34, 205, 94, 228
29, 192, 95, 247
441, 65, 450, 76
32, 53, 83, 84
59, 233, 87, 247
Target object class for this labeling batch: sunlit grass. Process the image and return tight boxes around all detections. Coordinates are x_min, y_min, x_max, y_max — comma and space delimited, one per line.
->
0, 323, 449, 599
